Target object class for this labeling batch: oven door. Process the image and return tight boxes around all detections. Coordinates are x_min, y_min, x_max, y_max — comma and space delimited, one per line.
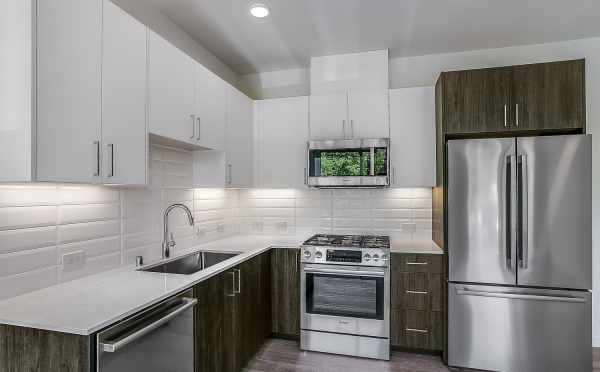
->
301, 264, 389, 338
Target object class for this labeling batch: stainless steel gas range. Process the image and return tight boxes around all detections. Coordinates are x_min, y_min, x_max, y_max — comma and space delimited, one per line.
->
300, 234, 390, 360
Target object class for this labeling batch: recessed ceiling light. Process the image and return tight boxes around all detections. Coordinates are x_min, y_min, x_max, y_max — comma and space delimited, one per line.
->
250, 3, 270, 18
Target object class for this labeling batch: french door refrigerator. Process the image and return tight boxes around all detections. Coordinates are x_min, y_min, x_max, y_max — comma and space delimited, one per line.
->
447, 135, 592, 372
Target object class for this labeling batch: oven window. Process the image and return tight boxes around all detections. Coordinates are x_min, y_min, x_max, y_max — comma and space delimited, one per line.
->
305, 273, 384, 320
309, 148, 388, 177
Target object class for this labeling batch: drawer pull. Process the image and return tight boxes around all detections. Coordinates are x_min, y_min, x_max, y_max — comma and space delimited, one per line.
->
406, 290, 428, 295
406, 262, 428, 265
405, 328, 428, 334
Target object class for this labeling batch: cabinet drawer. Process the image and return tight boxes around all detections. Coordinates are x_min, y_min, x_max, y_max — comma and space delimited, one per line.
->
391, 272, 429, 310
391, 309, 443, 351
392, 253, 443, 274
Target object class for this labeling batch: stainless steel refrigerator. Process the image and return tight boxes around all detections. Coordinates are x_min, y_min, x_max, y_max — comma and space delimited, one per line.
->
447, 135, 592, 372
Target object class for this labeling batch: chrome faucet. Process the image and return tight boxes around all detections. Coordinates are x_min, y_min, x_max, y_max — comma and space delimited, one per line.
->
162, 203, 195, 259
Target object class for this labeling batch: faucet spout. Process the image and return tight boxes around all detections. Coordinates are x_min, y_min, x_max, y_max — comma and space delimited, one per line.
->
162, 203, 195, 259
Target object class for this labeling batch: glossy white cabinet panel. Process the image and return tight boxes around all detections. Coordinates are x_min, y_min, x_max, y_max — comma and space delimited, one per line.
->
195, 64, 226, 150
0, 0, 33, 182
148, 30, 196, 145
256, 97, 309, 188
309, 93, 348, 139
225, 86, 254, 188
36, 0, 102, 183
348, 90, 390, 138
101, 0, 147, 185
389, 87, 435, 187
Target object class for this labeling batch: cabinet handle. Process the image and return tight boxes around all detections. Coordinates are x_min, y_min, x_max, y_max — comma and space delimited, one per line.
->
196, 117, 201, 141
504, 105, 508, 127
342, 120, 346, 138
406, 290, 429, 295
227, 164, 232, 185
226, 271, 236, 297
515, 104, 519, 127
234, 269, 241, 294
405, 328, 429, 334
304, 167, 307, 185
392, 166, 396, 185
93, 141, 100, 176
406, 262, 428, 265
107, 144, 114, 178
190, 115, 196, 139
350, 119, 354, 138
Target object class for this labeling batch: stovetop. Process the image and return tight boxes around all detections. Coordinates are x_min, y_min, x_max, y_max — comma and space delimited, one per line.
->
301, 234, 390, 267
303, 234, 390, 249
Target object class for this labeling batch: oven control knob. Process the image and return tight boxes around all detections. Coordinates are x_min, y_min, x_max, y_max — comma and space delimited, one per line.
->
364, 253, 371, 261
372, 254, 380, 262
303, 250, 312, 259
315, 251, 323, 259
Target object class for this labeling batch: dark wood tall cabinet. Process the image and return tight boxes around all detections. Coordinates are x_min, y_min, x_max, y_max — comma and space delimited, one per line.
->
434, 58, 586, 363
271, 248, 301, 338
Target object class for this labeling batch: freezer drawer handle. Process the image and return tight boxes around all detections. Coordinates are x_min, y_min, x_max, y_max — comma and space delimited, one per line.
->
99, 297, 197, 353
406, 262, 427, 266
456, 289, 586, 303
406, 290, 428, 295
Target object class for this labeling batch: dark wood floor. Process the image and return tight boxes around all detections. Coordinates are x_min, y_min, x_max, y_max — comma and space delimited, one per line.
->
245, 339, 600, 372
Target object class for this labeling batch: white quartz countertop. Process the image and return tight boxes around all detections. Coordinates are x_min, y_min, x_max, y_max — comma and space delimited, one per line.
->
0, 234, 441, 335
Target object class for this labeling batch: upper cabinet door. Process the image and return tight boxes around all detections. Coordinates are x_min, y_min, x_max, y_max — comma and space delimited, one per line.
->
195, 64, 226, 150
309, 93, 348, 139
36, 0, 102, 183
389, 87, 435, 187
101, 0, 147, 185
226, 87, 254, 188
348, 90, 390, 138
257, 97, 309, 188
148, 30, 196, 144
512, 60, 585, 132
442, 67, 513, 135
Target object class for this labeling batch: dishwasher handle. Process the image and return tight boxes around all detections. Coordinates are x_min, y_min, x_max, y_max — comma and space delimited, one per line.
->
99, 297, 197, 353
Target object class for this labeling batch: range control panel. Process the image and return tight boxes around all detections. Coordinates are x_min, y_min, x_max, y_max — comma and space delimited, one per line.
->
301, 247, 389, 267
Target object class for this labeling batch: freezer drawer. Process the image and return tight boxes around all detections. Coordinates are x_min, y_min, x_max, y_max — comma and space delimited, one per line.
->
448, 283, 591, 372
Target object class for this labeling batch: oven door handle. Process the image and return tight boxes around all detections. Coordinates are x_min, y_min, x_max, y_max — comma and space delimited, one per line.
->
303, 267, 385, 277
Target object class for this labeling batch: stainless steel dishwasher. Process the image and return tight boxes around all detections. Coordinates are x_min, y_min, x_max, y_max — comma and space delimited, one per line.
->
97, 290, 196, 372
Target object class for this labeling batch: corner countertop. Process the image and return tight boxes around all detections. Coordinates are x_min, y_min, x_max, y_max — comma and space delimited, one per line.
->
0, 234, 441, 336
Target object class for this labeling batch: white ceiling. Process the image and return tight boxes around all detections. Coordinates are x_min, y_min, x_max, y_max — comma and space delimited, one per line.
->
137, 0, 600, 74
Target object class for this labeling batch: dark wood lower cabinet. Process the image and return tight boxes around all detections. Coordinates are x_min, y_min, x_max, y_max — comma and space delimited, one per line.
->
0, 324, 89, 372
270, 248, 300, 338
390, 253, 445, 352
194, 251, 272, 372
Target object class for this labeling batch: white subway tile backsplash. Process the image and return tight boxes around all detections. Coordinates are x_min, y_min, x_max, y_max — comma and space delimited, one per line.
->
0, 186, 57, 207
58, 203, 120, 224
0, 206, 57, 230
59, 236, 120, 261
0, 246, 57, 277
0, 266, 58, 301
58, 220, 120, 244
0, 227, 56, 254
58, 187, 119, 205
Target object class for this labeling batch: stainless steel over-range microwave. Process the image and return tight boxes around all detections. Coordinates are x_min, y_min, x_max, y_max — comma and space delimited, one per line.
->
306, 138, 390, 188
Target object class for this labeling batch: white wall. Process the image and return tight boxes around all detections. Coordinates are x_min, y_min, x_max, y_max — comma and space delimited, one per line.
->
240, 37, 600, 345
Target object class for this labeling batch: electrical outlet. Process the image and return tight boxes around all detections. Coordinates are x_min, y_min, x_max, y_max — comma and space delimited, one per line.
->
63, 251, 85, 272
252, 221, 263, 232
217, 224, 226, 233
401, 222, 417, 233
276, 221, 288, 232
196, 227, 206, 237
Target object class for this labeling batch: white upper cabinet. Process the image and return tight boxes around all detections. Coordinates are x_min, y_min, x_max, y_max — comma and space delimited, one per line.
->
256, 97, 309, 188
309, 93, 348, 139
36, 0, 103, 183
101, 0, 147, 185
389, 87, 436, 187
148, 30, 196, 145
309, 90, 389, 139
225, 86, 254, 188
194, 64, 226, 150
348, 90, 390, 138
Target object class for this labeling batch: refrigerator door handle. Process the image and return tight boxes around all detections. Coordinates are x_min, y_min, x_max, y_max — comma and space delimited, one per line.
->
505, 155, 517, 271
517, 154, 528, 268
456, 288, 586, 303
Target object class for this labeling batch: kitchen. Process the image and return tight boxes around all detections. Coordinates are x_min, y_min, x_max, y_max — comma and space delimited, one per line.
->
0, 1, 599, 371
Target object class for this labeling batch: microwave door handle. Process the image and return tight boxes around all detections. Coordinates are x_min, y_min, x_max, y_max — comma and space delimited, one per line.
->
99, 298, 197, 353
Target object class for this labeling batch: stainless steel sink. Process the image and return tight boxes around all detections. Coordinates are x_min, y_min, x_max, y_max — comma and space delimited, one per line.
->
139, 251, 240, 275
